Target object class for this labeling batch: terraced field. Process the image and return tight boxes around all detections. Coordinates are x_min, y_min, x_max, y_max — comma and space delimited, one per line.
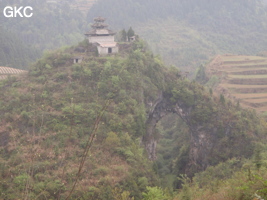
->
0, 66, 27, 80
46, 0, 97, 15
206, 55, 267, 115
69, 0, 98, 15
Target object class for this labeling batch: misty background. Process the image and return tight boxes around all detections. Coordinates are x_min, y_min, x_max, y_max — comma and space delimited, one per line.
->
1, 0, 267, 73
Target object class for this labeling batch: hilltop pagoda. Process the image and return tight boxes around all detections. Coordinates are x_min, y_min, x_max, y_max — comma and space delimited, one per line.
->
85, 17, 118, 55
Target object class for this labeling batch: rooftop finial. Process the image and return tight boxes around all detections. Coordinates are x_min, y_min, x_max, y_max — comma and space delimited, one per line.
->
91, 16, 108, 29
94, 16, 106, 22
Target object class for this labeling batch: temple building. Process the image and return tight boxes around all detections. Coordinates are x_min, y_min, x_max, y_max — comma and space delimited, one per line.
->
85, 17, 118, 55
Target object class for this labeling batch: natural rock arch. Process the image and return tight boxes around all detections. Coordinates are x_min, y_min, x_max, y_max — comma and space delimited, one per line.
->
142, 91, 236, 173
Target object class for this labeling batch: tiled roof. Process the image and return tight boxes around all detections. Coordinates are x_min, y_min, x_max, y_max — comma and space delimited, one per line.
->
91, 23, 108, 28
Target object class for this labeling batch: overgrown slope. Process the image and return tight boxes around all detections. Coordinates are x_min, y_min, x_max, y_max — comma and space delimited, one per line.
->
0, 39, 266, 199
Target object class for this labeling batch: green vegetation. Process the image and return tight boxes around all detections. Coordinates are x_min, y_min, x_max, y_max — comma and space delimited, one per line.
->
0, 39, 164, 199
0, 27, 39, 69
1, 0, 267, 198
173, 153, 267, 200
0, 39, 267, 199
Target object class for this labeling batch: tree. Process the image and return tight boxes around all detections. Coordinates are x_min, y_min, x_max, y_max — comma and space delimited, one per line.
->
127, 27, 135, 41
121, 29, 127, 42
195, 64, 207, 84
254, 148, 262, 171
142, 187, 169, 200
220, 94, 225, 104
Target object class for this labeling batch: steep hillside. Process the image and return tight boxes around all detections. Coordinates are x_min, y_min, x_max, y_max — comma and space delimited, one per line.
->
0, 40, 159, 199
0, 39, 266, 199
87, 0, 267, 73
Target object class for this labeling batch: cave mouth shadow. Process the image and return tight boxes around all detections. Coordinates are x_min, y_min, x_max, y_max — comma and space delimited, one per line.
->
152, 113, 191, 181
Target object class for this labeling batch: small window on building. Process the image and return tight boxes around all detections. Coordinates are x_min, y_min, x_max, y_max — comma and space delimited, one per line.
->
75, 59, 79, 63
108, 47, 112, 53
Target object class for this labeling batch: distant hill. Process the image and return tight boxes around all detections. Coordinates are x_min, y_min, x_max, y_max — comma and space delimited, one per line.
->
68, 0, 98, 15
46, 0, 98, 15
0, 0, 88, 68
0, 0, 86, 50
87, 0, 267, 73
0, 28, 39, 69
2, 0, 267, 71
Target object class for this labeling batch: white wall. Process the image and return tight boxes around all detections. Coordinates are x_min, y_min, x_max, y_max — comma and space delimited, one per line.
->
97, 46, 119, 55
112, 46, 119, 53
89, 35, 114, 43
97, 46, 107, 54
